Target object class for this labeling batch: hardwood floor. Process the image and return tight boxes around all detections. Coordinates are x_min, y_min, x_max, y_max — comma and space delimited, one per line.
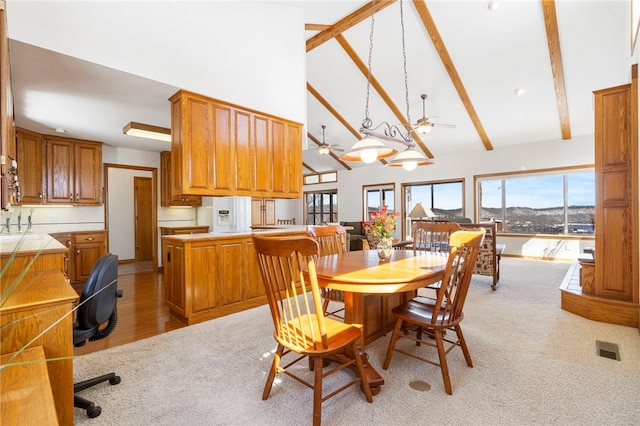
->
73, 264, 185, 356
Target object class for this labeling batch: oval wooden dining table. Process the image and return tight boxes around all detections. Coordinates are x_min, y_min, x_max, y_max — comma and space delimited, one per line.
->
311, 249, 449, 395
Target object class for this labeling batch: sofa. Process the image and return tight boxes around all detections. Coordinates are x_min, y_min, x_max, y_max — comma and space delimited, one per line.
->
340, 221, 366, 251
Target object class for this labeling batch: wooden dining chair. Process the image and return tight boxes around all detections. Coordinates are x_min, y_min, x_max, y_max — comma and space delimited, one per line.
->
382, 229, 485, 395
411, 221, 461, 253
277, 218, 296, 225
252, 234, 373, 426
307, 224, 348, 319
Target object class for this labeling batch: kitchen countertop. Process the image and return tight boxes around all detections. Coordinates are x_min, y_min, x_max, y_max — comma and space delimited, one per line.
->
0, 233, 67, 255
160, 226, 308, 241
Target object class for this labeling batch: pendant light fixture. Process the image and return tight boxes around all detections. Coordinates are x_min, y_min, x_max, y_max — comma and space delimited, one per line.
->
340, 0, 431, 171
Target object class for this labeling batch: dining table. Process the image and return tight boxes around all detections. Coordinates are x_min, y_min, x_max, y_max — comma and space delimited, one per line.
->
311, 249, 449, 395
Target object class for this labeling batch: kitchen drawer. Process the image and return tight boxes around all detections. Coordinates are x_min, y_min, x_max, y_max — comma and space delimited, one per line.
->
71, 231, 106, 245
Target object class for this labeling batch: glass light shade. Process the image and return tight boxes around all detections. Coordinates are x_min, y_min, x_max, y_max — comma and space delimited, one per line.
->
360, 148, 378, 163
318, 146, 330, 155
387, 148, 433, 169
340, 137, 397, 162
416, 124, 432, 134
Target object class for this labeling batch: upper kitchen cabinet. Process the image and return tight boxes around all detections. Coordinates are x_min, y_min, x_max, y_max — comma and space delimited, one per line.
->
169, 90, 302, 198
15, 128, 45, 204
45, 135, 103, 205
160, 151, 202, 207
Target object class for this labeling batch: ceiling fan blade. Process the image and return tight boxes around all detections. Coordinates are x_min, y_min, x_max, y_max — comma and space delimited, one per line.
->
433, 123, 456, 128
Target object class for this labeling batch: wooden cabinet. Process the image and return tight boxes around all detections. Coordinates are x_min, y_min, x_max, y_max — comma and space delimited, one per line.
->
594, 80, 638, 304
161, 230, 305, 325
160, 151, 202, 207
169, 90, 302, 198
251, 197, 276, 227
563, 68, 640, 329
15, 128, 45, 204
50, 230, 107, 290
46, 135, 103, 205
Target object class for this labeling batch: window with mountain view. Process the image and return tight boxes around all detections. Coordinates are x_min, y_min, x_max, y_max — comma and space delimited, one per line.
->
477, 168, 595, 235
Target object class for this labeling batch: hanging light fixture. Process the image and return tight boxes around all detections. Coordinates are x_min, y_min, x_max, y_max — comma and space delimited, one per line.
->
340, 0, 431, 171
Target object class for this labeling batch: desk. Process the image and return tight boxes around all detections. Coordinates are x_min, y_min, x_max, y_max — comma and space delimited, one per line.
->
1, 270, 78, 425
312, 249, 448, 393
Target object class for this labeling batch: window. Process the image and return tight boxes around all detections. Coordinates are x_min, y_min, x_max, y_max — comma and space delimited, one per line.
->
304, 190, 338, 225
402, 179, 464, 238
303, 171, 338, 185
476, 167, 595, 235
363, 184, 395, 220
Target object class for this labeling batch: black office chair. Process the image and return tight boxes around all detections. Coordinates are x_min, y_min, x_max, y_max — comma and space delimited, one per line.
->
73, 253, 123, 418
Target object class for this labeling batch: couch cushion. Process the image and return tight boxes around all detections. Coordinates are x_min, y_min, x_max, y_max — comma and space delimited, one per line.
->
340, 221, 363, 236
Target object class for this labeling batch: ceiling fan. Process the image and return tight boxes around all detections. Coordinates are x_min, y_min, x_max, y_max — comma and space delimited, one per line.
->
412, 94, 456, 134
309, 125, 344, 155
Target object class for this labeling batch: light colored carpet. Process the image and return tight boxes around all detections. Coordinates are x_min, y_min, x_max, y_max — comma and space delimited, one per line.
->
73, 258, 640, 425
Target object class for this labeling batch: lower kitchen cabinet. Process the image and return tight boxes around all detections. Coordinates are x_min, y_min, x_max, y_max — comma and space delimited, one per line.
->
161, 230, 304, 325
50, 230, 107, 292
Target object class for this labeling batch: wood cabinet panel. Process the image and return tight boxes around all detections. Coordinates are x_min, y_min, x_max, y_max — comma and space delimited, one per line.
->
218, 241, 244, 306
46, 138, 73, 203
74, 141, 103, 204
169, 90, 302, 198
15, 128, 45, 204
594, 81, 638, 304
251, 197, 276, 227
161, 230, 306, 325
45, 136, 102, 205
235, 110, 252, 192
160, 151, 202, 206
192, 246, 218, 312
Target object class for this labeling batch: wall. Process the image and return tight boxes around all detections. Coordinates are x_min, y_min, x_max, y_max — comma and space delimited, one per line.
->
304, 133, 596, 261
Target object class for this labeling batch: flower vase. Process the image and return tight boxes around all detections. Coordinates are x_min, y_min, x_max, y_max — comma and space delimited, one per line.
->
377, 238, 393, 261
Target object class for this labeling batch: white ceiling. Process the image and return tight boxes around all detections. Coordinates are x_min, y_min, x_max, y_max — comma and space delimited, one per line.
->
7, 1, 636, 172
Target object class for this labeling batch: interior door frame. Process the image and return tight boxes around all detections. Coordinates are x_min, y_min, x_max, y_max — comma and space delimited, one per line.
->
104, 163, 158, 270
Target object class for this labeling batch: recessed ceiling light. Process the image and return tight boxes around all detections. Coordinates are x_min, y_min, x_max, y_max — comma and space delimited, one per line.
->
487, 0, 501, 10
55, 128, 66, 134
515, 88, 526, 96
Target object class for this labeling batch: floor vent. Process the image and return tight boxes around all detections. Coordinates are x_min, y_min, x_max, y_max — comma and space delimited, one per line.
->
596, 340, 620, 361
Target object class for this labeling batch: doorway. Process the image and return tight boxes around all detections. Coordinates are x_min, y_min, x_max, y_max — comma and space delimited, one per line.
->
134, 176, 153, 261
104, 163, 158, 270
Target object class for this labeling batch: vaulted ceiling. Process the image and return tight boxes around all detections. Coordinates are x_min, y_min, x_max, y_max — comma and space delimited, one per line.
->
7, 1, 633, 174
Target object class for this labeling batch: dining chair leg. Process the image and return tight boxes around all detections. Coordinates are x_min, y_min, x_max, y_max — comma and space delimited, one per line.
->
382, 319, 404, 370
322, 299, 330, 316
313, 356, 324, 426
263, 344, 284, 400
455, 325, 473, 367
434, 329, 453, 395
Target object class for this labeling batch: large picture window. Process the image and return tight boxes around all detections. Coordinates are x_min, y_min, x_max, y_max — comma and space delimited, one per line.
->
476, 167, 595, 235
402, 179, 464, 238
304, 190, 338, 225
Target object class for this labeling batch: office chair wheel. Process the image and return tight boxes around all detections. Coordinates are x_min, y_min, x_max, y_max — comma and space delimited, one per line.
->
86, 404, 102, 418
109, 375, 121, 385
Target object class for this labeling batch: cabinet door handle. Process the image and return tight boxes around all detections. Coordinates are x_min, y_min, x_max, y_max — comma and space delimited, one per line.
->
85, 237, 95, 241
38, 192, 42, 199
76, 249, 80, 255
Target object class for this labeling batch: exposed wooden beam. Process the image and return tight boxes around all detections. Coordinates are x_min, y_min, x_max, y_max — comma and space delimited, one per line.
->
303, 162, 319, 174
306, 0, 397, 52
307, 131, 352, 170
335, 33, 434, 159
541, 0, 571, 140
305, 23, 331, 31
306, 82, 388, 166
412, 0, 493, 151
